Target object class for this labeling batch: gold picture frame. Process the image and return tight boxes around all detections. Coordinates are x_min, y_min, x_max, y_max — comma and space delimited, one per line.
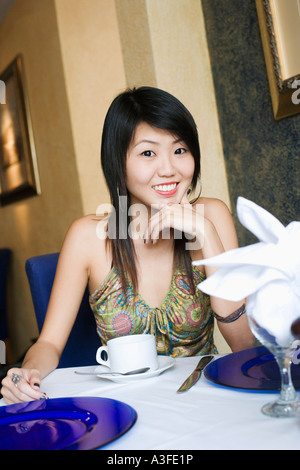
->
256, 0, 300, 120
0, 55, 40, 205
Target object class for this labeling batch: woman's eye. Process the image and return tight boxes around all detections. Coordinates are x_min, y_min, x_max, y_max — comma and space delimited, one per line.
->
175, 148, 186, 155
142, 150, 155, 157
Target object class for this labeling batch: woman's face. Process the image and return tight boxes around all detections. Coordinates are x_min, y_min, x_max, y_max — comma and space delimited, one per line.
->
126, 122, 195, 208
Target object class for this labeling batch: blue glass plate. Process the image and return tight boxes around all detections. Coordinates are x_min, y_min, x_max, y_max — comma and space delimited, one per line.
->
204, 346, 300, 391
0, 397, 137, 450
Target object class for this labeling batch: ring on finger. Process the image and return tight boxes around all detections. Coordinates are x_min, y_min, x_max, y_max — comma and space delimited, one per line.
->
11, 373, 22, 387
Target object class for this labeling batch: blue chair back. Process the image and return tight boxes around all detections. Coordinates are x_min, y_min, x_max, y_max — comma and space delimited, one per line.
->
0, 249, 11, 341
25, 253, 101, 368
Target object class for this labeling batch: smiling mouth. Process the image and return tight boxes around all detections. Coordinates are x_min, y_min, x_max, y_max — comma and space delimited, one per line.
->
152, 182, 178, 195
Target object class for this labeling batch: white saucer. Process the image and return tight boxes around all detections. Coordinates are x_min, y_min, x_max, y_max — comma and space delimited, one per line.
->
94, 356, 175, 383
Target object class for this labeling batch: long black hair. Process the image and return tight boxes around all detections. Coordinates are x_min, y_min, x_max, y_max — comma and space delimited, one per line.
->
101, 86, 201, 292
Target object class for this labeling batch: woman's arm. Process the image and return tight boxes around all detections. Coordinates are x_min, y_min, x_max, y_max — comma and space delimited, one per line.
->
145, 195, 254, 352
1, 216, 103, 403
198, 198, 254, 352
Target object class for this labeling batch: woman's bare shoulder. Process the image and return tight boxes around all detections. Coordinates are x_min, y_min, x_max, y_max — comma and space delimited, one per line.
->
197, 196, 232, 220
197, 197, 238, 250
60, 214, 109, 262
65, 214, 107, 242
57, 214, 112, 288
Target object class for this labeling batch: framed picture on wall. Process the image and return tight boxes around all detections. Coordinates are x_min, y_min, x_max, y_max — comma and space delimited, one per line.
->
0, 55, 40, 205
256, 0, 300, 120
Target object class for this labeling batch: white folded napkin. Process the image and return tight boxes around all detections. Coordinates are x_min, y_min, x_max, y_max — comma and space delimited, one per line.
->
194, 197, 300, 347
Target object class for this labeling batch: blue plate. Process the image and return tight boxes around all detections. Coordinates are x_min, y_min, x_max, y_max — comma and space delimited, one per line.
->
204, 346, 300, 391
0, 397, 137, 450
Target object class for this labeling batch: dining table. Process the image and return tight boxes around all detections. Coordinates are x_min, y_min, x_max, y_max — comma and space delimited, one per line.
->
1, 350, 300, 451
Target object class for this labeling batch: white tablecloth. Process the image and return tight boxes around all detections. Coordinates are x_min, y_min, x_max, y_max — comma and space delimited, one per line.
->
1, 356, 300, 450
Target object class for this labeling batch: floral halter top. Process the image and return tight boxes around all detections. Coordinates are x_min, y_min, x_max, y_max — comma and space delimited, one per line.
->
89, 265, 217, 357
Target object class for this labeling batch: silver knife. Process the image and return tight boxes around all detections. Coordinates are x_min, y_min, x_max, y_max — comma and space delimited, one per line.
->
176, 355, 214, 393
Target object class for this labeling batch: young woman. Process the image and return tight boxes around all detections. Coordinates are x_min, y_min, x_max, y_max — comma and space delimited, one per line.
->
1, 87, 254, 403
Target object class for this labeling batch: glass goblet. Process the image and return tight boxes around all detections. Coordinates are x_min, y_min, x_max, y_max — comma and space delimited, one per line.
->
247, 314, 299, 418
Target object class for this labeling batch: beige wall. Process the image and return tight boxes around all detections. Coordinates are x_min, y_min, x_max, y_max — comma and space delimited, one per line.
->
0, 0, 84, 358
0, 0, 230, 358
54, 0, 127, 214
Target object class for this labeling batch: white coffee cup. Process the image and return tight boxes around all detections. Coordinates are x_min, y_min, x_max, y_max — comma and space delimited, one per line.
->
96, 334, 158, 373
